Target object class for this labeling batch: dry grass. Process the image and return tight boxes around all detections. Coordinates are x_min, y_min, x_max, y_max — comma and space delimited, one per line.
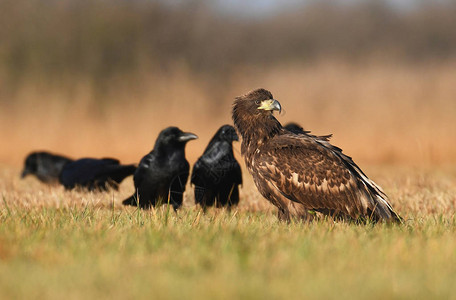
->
3, 163, 456, 220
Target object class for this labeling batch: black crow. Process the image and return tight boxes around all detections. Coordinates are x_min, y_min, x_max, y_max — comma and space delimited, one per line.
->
60, 158, 136, 191
21, 151, 73, 184
285, 122, 333, 140
191, 125, 242, 209
284, 122, 305, 134
122, 126, 198, 210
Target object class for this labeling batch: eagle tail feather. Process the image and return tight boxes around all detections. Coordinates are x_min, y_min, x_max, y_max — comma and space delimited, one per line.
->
374, 194, 403, 223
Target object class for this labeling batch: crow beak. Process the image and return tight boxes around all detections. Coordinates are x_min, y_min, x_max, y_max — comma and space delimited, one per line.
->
178, 132, 198, 142
21, 170, 28, 178
232, 132, 239, 141
258, 99, 281, 113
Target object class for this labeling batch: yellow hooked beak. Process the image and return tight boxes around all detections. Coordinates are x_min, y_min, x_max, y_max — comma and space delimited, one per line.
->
257, 99, 282, 113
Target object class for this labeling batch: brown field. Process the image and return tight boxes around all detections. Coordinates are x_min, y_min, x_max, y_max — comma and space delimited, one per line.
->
1, 60, 456, 168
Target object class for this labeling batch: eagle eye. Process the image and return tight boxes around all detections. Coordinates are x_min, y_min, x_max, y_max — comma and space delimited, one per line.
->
255, 100, 260, 105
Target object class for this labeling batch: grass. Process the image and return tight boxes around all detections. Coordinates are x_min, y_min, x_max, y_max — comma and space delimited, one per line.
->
1, 165, 456, 299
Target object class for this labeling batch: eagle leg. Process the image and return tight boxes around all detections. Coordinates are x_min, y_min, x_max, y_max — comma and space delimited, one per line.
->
277, 208, 291, 223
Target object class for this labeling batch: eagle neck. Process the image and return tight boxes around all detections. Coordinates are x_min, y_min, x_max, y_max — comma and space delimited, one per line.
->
238, 114, 282, 156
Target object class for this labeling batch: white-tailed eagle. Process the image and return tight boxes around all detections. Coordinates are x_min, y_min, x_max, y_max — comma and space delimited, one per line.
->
232, 88, 401, 223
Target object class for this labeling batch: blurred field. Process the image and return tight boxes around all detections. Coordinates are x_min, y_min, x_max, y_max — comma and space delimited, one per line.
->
2, 165, 456, 299
1, 60, 456, 167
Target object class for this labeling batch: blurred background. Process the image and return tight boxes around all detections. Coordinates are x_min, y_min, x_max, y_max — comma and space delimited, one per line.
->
1, 0, 456, 167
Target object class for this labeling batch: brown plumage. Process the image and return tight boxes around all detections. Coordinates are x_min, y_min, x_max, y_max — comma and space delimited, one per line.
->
232, 88, 402, 223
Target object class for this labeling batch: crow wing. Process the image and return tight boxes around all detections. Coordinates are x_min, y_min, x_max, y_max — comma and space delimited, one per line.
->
133, 153, 155, 188
192, 142, 242, 186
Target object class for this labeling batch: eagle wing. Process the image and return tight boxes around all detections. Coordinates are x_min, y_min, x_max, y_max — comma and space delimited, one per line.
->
254, 133, 394, 220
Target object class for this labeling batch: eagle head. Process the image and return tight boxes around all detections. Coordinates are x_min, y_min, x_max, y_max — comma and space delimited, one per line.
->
233, 88, 281, 117
232, 88, 283, 153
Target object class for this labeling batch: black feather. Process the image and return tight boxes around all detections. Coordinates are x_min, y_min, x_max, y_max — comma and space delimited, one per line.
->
21, 151, 73, 183
191, 125, 242, 209
60, 158, 136, 191
122, 126, 197, 210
